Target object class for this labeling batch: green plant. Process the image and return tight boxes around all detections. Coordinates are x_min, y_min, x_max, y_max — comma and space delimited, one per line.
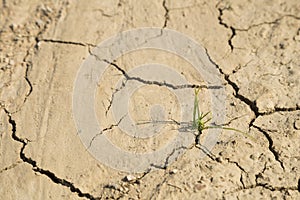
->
192, 88, 255, 141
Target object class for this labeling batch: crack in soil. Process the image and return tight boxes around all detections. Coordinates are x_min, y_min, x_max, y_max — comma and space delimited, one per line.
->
37, 38, 96, 47
0, 3, 104, 199
162, 0, 169, 28
204, 49, 287, 171
104, 79, 126, 116
22, 49, 33, 106
232, 14, 300, 33
230, 183, 299, 195
102, 59, 211, 90
86, 114, 127, 150
90, 49, 213, 90
195, 137, 251, 190
226, 162, 298, 196
204, 48, 259, 120
252, 125, 285, 170
274, 106, 300, 112
239, 172, 246, 189
225, 158, 246, 173
2, 3, 68, 114
3, 108, 100, 200
216, 5, 300, 52
89, 52, 220, 116
195, 143, 218, 162
5, 6, 296, 197
193, 134, 224, 163
195, 139, 253, 193
149, 172, 169, 200
220, 114, 248, 127
206, 47, 299, 122
0, 161, 22, 174
217, 8, 235, 51
150, 145, 189, 170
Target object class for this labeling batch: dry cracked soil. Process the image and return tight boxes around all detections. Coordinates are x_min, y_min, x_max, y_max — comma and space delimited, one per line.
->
0, 0, 300, 200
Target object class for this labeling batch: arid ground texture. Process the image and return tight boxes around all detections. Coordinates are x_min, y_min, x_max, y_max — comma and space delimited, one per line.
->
0, 0, 300, 199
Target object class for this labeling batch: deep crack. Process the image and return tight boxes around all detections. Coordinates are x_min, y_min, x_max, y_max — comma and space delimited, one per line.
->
37, 38, 96, 47
240, 173, 246, 189
102, 59, 211, 90
90, 48, 221, 90
93, 55, 220, 115
4, 109, 100, 200
275, 106, 300, 112
22, 49, 33, 107
205, 48, 259, 122
24, 63, 33, 98
228, 26, 236, 51
253, 125, 285, 170
223, 74, 260, 121
225, 158, 246, 173
205, 48, 288, 172
217, 8, 235, 51
162, 0, 169, 28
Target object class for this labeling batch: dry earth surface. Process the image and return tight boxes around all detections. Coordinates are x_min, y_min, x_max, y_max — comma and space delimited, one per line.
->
0, 0, 300, 199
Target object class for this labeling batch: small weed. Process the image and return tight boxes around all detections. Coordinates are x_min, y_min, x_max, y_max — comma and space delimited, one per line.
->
136, 88, 255, 143
192, 88, 255, 142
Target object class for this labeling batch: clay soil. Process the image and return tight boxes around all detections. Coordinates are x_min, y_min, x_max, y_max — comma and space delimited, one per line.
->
0, 0, 300, 199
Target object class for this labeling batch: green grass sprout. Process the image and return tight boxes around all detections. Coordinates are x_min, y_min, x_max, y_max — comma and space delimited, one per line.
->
192, 88, 256, 142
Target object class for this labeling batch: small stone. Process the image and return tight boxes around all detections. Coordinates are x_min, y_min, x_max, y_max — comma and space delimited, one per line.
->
123, 186, 129, 192
9, 23, 17, 31
45, 6, 53, 13
124, 175, 136, 182
279, 42, 285, 49
294, 35, 300, 41
35, 19, 44, 28
8, 59, 15, 66
194, 183, 206, 191
170, 169, 178, 174
215, 157, 223, 163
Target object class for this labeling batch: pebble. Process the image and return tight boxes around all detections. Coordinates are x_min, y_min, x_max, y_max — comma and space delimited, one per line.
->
8, 59, 15, 66
194, 183, 206, 191
170, 169, 178, 174
35, 19, 44, 28
215, 157, 223, 163
124, 175, 136, 182
9, 23, 17, 31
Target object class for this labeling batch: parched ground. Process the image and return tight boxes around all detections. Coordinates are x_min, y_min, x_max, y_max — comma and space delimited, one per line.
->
0, 0, 300, 199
